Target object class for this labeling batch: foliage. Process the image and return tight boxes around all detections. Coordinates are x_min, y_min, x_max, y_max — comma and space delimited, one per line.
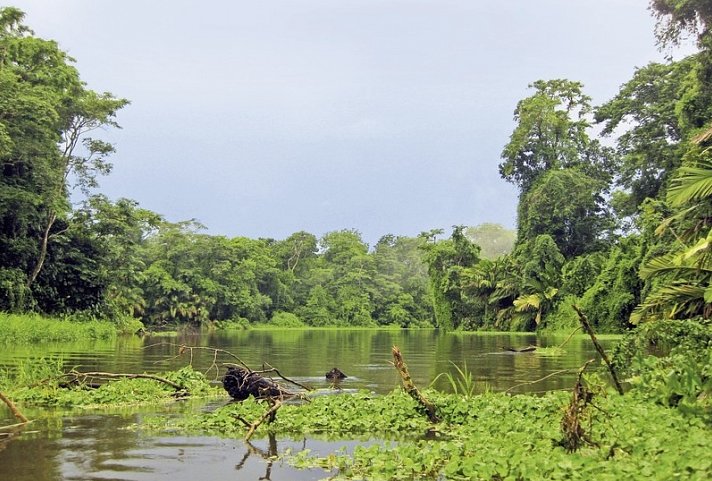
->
578, 236, 645, 332
0, 312, 116, 344
464, 223, 516, 259
518, 169, 614, 258
142, 388, 712, 481
269, 311, 305, 327
0, 7, 128, 311
613, 319, 712, 420
632, 148, 712, 323
595, 60, 692, 217
499, 79, 614, 193
419, 227, 480, 330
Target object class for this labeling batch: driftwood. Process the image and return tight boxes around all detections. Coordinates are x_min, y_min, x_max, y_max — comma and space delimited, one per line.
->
572, 305, 624, 395
0, 391, 28, 425
392, 345, 440, 423
502, 346, 537, 353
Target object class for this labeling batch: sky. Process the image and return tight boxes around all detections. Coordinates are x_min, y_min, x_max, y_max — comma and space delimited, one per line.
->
8, 1, 686, 245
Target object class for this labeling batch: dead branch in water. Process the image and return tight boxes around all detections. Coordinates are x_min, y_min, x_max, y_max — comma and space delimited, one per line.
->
560, 359, 598, 452
391, 345, 440, 423
59, 370, 187, 393
505, 369, 572, 394
256, 363, 313, 392
0, 391, 28, 424
572, 305, 624, 395
223, 365, 295, 401
244, 399, 283, 441
149, 343, 251, 380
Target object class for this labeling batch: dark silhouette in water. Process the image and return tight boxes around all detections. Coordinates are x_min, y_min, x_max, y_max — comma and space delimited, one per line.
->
325, 367, 347, 380
222, 366, 287, 401
502, 346, 537, 353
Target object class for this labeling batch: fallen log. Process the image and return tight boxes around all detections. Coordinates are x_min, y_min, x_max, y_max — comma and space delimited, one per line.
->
502, 346, 537, 353
59, 371, 187, 394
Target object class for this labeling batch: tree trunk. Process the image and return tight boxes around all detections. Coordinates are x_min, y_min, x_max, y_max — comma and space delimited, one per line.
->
26, 211, 57, 288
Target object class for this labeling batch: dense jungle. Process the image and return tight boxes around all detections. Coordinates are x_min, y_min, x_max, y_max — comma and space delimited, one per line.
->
1, 2, 711, 480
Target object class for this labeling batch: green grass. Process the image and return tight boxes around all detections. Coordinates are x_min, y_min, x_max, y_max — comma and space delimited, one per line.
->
0, 312, 117, 344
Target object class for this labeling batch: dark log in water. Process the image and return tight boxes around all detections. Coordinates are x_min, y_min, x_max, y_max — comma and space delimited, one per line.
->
222, 366, 290, 401
502, 346, 537, 353
325, 367, 347, 380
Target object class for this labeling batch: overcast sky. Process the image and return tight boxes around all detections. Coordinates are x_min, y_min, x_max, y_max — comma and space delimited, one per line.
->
8, 1, 686, 245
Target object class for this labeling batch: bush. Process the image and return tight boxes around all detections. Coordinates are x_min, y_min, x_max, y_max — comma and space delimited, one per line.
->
613, 319, 712, 420
269, 311, 305, 327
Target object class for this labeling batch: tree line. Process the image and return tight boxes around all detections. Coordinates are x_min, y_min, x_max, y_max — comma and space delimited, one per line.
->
1, 2, 710, 332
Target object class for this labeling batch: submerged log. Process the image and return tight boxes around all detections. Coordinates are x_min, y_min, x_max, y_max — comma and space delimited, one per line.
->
502, 346, 537, 353
222, 366, 290, 401
325, 367, 347, 380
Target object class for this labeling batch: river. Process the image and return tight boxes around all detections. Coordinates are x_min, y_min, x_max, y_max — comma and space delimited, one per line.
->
0, 329, 618, 481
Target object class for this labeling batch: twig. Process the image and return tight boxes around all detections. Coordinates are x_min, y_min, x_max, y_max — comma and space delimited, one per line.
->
151, 343, 252, 379
259, 363, 313, 391
0, 391, 28, 424
391, 345, 440, 423
245, 399, 283, 441
61, 371, 185, 392
556, 326, 582, 349
505, 369, 572, 394
572, 305, 624, 395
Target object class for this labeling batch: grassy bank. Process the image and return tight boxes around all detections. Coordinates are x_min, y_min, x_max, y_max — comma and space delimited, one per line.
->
0, 312, 117, 344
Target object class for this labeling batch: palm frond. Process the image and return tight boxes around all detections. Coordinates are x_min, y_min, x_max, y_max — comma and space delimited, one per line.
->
666, 159, 712, 207
513, 293, 540, 312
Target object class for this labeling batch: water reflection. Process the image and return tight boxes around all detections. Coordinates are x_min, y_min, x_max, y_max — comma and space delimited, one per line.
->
0, 330, 618, 394
0, 413, 337, 481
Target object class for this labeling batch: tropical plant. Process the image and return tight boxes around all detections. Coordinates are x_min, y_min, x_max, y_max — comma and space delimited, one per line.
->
632, 146, 712, 323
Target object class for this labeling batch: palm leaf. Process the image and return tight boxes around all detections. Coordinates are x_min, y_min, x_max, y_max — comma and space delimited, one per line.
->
513, 293, 541, 312
666, 159, 712, 207
631, 283, 708, 324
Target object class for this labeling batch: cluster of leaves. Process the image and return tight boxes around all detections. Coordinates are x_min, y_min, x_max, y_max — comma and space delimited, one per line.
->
142, 388, 711, 480
612, 318, 712, 420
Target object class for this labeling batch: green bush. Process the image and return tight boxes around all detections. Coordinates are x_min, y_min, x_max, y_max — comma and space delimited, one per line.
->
270, 311, 305, 327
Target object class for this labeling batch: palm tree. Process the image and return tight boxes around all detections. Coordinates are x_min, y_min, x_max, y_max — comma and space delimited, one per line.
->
631, 146, 712, 322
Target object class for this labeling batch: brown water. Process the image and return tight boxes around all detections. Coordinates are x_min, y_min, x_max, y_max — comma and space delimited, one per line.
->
0, 329, 618, 481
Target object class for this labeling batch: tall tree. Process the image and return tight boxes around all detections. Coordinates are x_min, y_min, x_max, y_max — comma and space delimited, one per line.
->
0, 8, 128, 300
517, 169, 614, 258
499, 79, 614, 193
596, 60, 692, 217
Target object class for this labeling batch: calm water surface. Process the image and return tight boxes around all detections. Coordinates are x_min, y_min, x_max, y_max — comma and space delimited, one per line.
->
0, 329, 618, 481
